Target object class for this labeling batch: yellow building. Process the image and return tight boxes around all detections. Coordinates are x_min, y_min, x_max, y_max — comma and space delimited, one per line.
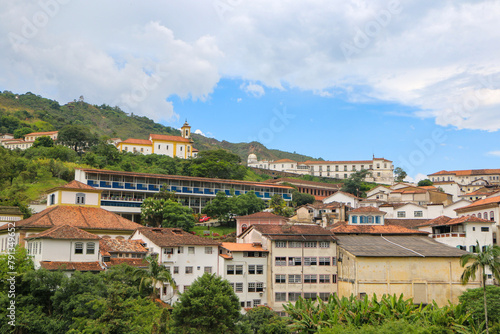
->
116, 121, 195, 159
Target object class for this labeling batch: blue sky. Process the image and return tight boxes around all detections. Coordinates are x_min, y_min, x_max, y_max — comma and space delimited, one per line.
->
1, 1, 500, 181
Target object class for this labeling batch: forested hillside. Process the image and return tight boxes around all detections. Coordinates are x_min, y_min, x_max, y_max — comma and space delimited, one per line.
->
0, 90, 315, 162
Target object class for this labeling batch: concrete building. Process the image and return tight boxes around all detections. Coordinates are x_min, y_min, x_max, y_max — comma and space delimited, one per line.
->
74, 168, 293, 219
235, 212, 289, 236
130, 227, 220, 303
1, 131, 58, 150
238, 224, 337, 313
265, 178, 341, 201
219, 242, 269, 309
0, 206, 23, 227
428, 169, 500, 194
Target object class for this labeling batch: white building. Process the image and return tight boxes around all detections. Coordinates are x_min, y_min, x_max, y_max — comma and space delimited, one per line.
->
1, 131, 58, 150
323, 191, 360, 209
238, 224, 337, 314
219, 242, 269, 309
248, 155, 394, 184
428, 169, 500, 194
379, 200, 472, 220
130, 227, 220, 303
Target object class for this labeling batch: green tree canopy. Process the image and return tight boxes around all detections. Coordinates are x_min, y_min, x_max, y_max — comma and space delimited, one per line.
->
340, 169, 371, 198
393, 167, 407, 183
32, 136, 54, 148
269, 194, 294, 217
417, 179, 433, 186
133, 255, 176, 301
171, 273, 241, 334
13, 126, 33, 139
187, 149, 247, 180
233, 191, 266, 216
141, 198, 195, 231
57, 124, 99, 152
202, 191, 235, 224
291, 189, 315, 207
242, 306, 290, 334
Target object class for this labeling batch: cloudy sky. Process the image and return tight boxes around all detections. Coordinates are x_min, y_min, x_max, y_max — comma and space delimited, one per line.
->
1, 0, 500, 180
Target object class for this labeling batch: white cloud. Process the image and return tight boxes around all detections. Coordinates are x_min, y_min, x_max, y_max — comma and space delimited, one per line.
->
487, 151, 500, 157
194, 129, 205, 136
2, 1, 500, 131
405, 173, 427, 183
240, 83, 265, 97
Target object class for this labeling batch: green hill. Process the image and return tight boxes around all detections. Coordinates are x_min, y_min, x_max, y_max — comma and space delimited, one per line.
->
0, 90, 316, 162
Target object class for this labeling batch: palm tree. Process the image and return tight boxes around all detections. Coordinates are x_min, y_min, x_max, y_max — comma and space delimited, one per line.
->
460, 241, 500, 334
135, 255, 177, 302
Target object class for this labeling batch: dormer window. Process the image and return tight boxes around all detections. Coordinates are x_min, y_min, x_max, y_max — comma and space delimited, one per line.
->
76, 193, 86, 205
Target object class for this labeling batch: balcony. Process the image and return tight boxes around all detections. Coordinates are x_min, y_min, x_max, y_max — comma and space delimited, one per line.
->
431, 233, 466, 238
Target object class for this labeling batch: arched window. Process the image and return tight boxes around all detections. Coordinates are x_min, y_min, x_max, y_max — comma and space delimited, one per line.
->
484, 212, 488, 220
478, 213, 482, 218
242, 224, 248, 231
76, 193, 86, 205
472, 214, 476, 217
49, 193, 56, 205
490, 211, 494, 221
86, 242, 95, 254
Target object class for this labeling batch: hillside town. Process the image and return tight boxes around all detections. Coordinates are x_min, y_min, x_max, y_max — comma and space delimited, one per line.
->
2, 125, 500, 318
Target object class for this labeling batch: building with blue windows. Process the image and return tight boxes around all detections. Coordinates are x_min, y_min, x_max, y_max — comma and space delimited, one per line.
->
74, 168, 293, 221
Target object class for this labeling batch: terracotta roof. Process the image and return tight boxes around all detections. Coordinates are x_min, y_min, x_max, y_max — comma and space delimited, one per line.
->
349, 207, 386, 214
235, 212, 287, 220
429, 169, 500, 176
421, 215, 493, 227
265, 178, 342, 189
385, 219, 430, 229
300, 158, 392, 165
302, 202, 343, 210
120, 138, 152, 145
220, 254, 233, 259
135, 227, 220, 247
25, 131, 58, 136
249, 224, 336, 241
77, 168, 294, 190
149, 134, 191, 143
46, 180, 100, 193
104, 258, 149, 268
25, 225, 100, 240
221, 242, 268, 252
456, 195, 500, 211
100, 238, 148, 254
0, 206, 142, 232
39, 261, 103, 271
272, 159, 297, 163
336, 235, 469, 257
329, 222, 428, 235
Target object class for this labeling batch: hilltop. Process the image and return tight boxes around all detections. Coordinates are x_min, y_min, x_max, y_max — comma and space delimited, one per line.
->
0, 90, 315, 162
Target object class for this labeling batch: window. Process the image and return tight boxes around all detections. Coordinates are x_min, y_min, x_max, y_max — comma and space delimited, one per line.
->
289, 241, 301, 248
227, 265, 235, 275
344, 165, 347, 171
288, 293, 301, 302
319, 257, 331, 266
188, 247, 195, 254
481, 227, 490, 232
319, 293, 331, 301
185, 266, 193, 274
235, 265, 243, 275
248, 283, 255, 292
332, 257, 337, 265
397, 211, 406, 218
275, 241, 287, 248
414, 211, 423, 217
344, 174, 348, 179
304, 275, 317, 283
49, 194, 55, 205
304, 241, 317, 248
174, 266, 179, 274
164, 248, 174, 255
332, 274, 337, 283
253, 300, 261, 307
178, 246, 183, 254
484, 212, 488, 220
304, 292, 317, 300
205, 247, 212, 254
204, 266, 212, 274
319, 241, 330, 248
75, 193, 86, 205
319, 274, 330, 283
352, 216, 358, 224
275, 257, 287, 266
288, 257, 302, 266
490, 211, 494, 221
288, 274, 301, 283
256, 282, 264, 292
478, 213, 482, 218
158, 144, 160, 149
86, 242, 95, 254
75, 242, 83, 254
275, 292, 287, 302
249, 265, 263, 274
275, 274, 286, 283
304, 257, 317, 266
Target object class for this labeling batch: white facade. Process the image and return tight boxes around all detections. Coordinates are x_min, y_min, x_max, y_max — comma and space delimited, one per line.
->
323, 192, 359, 208
26, 239, 99, 269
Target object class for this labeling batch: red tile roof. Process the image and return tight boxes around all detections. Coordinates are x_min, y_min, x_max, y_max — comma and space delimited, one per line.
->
25, 225, 100, 240
120, 138, 152, 145
100, 238, 148, 254
421, 215, 493, 227
248, 224, 337, 241
385, 219, 430, 229
221, 242, 267, 252
25, 131, 58, 136
300, 158, 392, 164
40, 261, 103, 271
455, 195, 500, 211
235, 212, 286, 220
265, 178, 342, 190
329, 222, 428, 235
0, 206, 142, 232
149, 134, 191, 143
105, 258, 149, 268
272, 159, 297, 163
349, 207, 386, 214
135, 227, 220, 247
429, 169, 500, 176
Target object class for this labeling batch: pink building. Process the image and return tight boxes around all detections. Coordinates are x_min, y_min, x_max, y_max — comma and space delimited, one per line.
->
235, 212, 288, 236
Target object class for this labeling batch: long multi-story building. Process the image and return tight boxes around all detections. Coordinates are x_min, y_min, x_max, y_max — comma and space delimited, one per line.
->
248, 155, 394, 184
74, 168, 294, 221
428, 169, 500, 192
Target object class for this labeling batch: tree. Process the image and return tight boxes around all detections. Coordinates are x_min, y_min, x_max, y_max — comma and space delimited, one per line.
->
269, 194, 294, 217
32, 136, 54, 148
141, 198, 195, 231
341, 169, 371, 198
417, 179, 433, 187
242, 306, 290, 334
291, 190, 315, 208
394, 167, 407, 183
0, 245, 34, 291
460, 242, 500, 333
233, 191, 266, 216
171, 273, 241, 333
134, 255, 176, 301
459, 286, 500, 326
202, 191, 236, 224
57, 124, 98, 152
13, 126, 33, 139
187, 149, 247, 180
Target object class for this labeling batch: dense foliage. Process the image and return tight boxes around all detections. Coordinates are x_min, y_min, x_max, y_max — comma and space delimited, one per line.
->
141, 198, 196, 231
202, 190, 266, 224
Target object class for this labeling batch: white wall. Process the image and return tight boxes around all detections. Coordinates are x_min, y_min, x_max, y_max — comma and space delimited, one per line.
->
27, 239, 99, 268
